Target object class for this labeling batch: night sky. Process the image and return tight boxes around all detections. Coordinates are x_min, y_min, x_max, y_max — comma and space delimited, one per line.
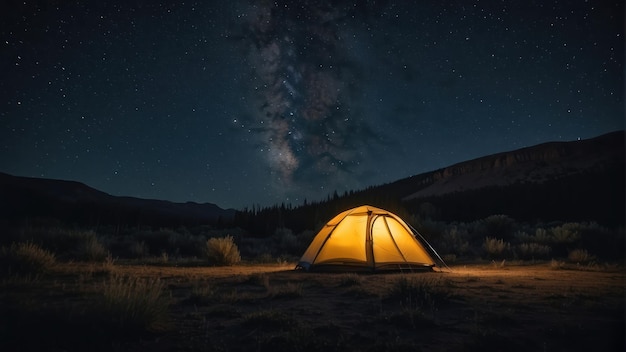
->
1, 1, 623, 209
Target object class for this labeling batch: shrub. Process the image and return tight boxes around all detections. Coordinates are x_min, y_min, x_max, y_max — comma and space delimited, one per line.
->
76, 234, 109, 262
442, 254, 457, 263
550, 223, 581, 244
133, 229, 175, 255
296, 230, 316, 251
206, 236, 241, 266
0, 242, 56, 275
239, 237, 273, 259
33, 229, 104, 261
567, 249, 594, 263
480, 215, 516, 241
517, 242, 551, 260
577, 223, 623, 261
274, 227, 299, 255
439, 226, 470, 255
255, 252, 277, 264
99, 275, 170, 331
129, 240, 150, 259
532, 228, 551, 244
550, 258, 565, 269
482, 237, 510, 259
167, 230, 206, 257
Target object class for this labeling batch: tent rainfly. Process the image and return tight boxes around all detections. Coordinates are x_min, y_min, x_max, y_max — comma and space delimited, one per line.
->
296, 205, 436, 271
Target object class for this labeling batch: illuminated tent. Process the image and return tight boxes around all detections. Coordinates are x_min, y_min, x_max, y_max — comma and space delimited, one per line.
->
297, 205, 436, 271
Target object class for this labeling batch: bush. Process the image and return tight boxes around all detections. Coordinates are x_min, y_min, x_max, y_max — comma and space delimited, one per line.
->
206, 236, 241, 266
129, 240, 150, 259
274, 227, 299, 255
550, 258, 565, 269
167, 231, 206, 257
442, 253, 457, 263
517, 242, 551, 260
482, 237, 510, 259
532, 228, 551, 244
76, 234, 109, 262
439, 226, 470, 256
99, 275, 170, 331
577, 223, 623, 261
20, 228, 110, 262
568, 249, 594, 263
132, 229, 174, 255
0, 242, 56, 275
550, 223, 581, 244
480, 215, 516, 241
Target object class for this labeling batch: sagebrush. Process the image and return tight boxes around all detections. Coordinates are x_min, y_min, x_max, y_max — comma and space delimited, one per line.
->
483, 237, 510, 259
206, 235, 241, 265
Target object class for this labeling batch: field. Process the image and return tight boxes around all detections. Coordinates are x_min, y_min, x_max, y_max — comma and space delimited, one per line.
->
1, 261, 624, 351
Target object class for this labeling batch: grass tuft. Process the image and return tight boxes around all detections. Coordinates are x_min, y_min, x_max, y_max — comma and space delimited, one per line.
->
517, 242, 551, 260
98, 274, 170, 332
483, 237, 510, 259
567, 249, 594, 263
185, 282, 216, 306
0, 242, 56, 276
76, 233, 109, 262
550, 258, 565, 270
385, 276, 452, 311
338, 273, 363, 287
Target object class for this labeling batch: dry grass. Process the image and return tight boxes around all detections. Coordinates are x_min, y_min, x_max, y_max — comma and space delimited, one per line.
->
267, 282, 303, 299
0, 242, 56, 275
483, 237, 511, 258
384, 275, 452, 312
206, 236, 241, 266
1, 261, 623, 352
338, 272, 363, 287
568, 249, 594, 263
517, 242, 551, 259
98, 274, 171, 332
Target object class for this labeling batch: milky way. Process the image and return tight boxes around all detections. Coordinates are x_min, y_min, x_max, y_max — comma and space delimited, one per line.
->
240, 1, 377, 190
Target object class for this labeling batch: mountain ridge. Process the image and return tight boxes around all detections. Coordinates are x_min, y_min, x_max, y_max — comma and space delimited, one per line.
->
0, 172, 235, 227
1, 131, 623, 228
403, 131, 624, 199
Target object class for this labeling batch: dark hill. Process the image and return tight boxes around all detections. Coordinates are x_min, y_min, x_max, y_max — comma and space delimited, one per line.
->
376, 131, 624, 225
397, 131, 625, 225
404, 131, 624, 200
0, 172, 235, 227
246, 131, 625, 235
1, 131, 623, 233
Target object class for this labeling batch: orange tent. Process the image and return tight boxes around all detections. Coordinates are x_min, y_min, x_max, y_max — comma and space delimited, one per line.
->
297, 205, 435, 271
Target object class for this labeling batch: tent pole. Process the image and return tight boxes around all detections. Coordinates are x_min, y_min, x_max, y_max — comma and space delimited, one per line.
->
408, 224, 452, 272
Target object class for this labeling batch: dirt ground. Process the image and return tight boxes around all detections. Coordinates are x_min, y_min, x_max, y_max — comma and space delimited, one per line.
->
2, 262, 624, 351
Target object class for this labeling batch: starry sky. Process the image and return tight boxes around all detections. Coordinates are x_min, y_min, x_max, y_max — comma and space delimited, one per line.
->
1, 0, 623, 210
